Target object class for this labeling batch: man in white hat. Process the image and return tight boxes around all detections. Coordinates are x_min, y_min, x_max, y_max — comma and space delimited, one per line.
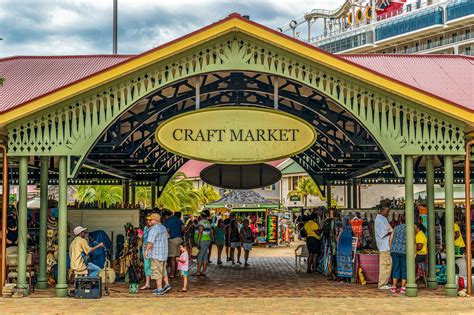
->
69, 226, 104, 277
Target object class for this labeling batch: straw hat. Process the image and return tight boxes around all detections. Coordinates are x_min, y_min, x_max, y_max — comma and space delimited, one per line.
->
147, 213, 161, 221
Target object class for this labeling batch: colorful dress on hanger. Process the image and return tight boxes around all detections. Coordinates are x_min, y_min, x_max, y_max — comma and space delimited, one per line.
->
337, 224, 354, 279
350, 218, 363, 248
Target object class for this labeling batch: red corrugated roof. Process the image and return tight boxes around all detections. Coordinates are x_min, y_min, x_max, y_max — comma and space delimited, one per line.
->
0, 55, 132, 112
2, 53, 472, 114
0, 13, 472, 115
340, 54, 474, 111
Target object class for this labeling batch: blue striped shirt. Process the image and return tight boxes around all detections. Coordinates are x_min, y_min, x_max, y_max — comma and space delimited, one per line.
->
147, 223, 168, 260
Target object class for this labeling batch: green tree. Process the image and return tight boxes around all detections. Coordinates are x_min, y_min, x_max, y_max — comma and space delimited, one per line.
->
197, 184, 220, 208
156, 172, 202, 213
75, 185, 123, 207
287, 177, 324, 207
135, 186, 152, 208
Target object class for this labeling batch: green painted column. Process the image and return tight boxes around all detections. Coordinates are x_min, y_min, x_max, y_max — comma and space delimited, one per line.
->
123, 180, 130, 206
346, 181, 352, 208
55, 156, 68, 297
405, 155, 417, 297
17, 156, 28, 295
444, 155, 457, 297
326, 183, 331, 209
151, 183, 156, 209
36, 156, 49, 289
426, 156, 438, 289
131, 184, 136, 206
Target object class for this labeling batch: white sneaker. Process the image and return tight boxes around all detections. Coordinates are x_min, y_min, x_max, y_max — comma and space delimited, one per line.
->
379, 285, 391, 290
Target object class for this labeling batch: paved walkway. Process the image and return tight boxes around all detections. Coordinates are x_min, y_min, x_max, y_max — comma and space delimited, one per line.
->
1, 297, 473, 314
2, 243, 473, 313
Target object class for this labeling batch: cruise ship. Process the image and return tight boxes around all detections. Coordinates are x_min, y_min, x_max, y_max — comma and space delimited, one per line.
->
278, 0, 473, 55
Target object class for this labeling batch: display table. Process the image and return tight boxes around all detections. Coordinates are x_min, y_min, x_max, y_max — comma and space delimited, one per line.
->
356, 253, 379, 284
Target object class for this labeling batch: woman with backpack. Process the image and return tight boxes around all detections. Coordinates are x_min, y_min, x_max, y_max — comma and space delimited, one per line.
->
228, 219, 242, 265
240, 219, 254, 267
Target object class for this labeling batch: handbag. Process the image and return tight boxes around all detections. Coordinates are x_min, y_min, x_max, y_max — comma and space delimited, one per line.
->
99, 260, 116, 284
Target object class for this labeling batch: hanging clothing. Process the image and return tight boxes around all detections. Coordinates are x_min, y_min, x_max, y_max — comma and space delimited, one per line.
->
142, 226, 151, 277
337, 224, 354, 279
350, 218, 363, 248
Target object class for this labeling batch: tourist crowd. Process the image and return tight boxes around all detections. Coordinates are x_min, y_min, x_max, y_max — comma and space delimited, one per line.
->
140, 209, 255, 296
300, 206, 466, 294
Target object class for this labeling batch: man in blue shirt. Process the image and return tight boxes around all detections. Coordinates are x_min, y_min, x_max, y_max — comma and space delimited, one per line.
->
164, 210, 184, 278
145, 213, 171, 296
375, 206, 393, 290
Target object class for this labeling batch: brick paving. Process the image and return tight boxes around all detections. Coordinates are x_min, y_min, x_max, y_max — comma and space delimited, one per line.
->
1, 243, 473, 314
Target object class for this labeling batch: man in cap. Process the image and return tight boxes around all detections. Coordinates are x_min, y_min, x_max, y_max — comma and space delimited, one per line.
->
145, 213, 171, 296
69, 226, 104, 277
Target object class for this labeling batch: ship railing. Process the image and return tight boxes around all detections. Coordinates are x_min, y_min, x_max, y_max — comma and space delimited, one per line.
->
397, 32, 473, 54
308, 0, 453, 44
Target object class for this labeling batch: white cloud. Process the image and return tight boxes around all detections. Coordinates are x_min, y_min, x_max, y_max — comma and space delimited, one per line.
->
0, 0, 337, 57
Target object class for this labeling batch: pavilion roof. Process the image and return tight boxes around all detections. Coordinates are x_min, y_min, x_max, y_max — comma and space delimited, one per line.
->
1, 53, 472, 115
0, 13, 472, 126
207, 190, 277, 208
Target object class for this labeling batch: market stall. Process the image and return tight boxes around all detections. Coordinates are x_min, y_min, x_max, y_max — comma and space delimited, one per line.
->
205, 190, 282, 245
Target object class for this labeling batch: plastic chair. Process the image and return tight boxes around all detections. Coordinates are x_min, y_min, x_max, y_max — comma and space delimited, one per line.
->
416, 256, 428, 287
295, 244, 309, 273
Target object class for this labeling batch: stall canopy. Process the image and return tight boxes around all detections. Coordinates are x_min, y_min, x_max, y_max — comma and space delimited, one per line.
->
206, 190, 279, 210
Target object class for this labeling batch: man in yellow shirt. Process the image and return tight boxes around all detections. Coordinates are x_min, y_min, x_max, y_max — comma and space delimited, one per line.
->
454, 223, 466, 255
69, 226, 104, 277
414, 223, 427, 263
304, 213, 321, 273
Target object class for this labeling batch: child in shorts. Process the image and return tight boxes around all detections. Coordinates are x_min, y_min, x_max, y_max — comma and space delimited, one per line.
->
177, 243, 189, 292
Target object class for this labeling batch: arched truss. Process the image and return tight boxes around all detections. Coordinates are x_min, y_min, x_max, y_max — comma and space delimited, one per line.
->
86, 71, 387, 189
7, 35, 466, 181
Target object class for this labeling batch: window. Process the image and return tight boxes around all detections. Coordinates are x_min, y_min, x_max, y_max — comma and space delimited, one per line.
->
447, 0, 474, 21
318, 32, 367, 53
375, 7, 444, 41
263, 184, 276, 191
288, 176, 302, 190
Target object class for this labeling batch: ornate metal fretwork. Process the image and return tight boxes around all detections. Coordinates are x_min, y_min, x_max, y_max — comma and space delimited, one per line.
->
8, 34, 466, 178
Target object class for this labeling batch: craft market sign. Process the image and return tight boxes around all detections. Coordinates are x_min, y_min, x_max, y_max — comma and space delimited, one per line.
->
155, 107, 317, 164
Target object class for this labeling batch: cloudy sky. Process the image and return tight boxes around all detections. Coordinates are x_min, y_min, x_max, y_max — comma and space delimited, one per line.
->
0, 0, 336, 57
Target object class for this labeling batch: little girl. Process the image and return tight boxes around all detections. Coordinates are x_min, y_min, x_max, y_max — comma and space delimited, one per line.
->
177, 243, 189, 292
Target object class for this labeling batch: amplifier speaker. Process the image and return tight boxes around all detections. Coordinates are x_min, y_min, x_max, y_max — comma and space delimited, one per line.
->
74, 276, 102, 299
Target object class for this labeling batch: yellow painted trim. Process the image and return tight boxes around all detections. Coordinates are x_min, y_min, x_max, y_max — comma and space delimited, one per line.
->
154, 106, 318, 164
1, 16, 472, 127
0, 19, 237, 126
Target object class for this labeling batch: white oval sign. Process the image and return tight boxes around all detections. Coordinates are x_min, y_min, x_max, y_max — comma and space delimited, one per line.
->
155, 107, 317, 164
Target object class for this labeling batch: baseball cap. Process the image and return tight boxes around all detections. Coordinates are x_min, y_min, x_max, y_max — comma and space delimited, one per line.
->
73, 226, 87, 236
147, 213, 161, 221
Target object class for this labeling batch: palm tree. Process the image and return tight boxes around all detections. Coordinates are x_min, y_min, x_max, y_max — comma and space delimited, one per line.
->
75, 185, 123, 207
157, 172, 201, 213
135, 186, 153, 208
287, 177, 324, 207
197, 184, 220, 208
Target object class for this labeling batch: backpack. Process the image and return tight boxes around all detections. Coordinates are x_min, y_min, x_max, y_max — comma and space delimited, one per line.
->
299, 226, 308, 238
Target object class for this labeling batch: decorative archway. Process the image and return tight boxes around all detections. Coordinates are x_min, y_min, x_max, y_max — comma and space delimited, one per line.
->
2, 14, 471, 298
6, 34, 467, 178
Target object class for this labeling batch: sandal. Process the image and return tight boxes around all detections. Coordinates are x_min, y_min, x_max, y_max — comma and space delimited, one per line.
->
191, 273, 201, 277
140, 285, 150, 290
178, 289, 188, 292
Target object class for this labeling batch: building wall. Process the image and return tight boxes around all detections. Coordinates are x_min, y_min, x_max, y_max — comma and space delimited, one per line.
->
359, 184, 426, 208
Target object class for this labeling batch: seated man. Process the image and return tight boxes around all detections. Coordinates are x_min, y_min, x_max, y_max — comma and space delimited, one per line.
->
69, 226, 104, 277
